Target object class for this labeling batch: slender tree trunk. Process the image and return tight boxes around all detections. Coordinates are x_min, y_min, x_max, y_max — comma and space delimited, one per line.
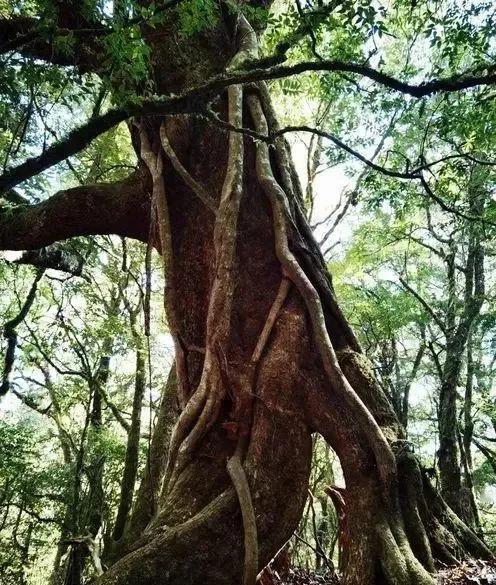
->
437, 174, 485, 524
111, 322, 146, 542
106, 367, 179, 563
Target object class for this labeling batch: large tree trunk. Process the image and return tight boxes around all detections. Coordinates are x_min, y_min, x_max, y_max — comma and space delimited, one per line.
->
97, 8, 491, 585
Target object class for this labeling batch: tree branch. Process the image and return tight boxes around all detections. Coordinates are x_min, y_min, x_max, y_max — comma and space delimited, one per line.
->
1, 269, 45, 396
0, 110, 130, 193
0, 16, 106, 71
240, 58, 496, 98
2, 47, 495, 195
398, 277, 447, 336
0, 173, 149, 251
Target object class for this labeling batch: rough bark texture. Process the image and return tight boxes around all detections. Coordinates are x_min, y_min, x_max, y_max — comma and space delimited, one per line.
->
0, 173, 149, 250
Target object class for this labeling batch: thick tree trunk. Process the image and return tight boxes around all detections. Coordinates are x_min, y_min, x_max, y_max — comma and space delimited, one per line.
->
95, 9, 492, 585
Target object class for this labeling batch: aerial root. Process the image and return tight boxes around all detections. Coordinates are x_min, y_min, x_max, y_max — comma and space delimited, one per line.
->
137, 123, 190, 412
164, 82, 245, 491
221, 274, 290, 585
159, 123, 218, 214
246, 93, 396, 490
256, 82, 363, 353
246, 92, 438, 582
251, 277, 291, 365
227, 454, 259, 585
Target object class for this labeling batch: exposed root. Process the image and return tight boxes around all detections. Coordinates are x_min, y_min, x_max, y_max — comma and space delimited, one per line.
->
377, 520, 435, 585
246, 94, 396, 490
420, 472, 493, 561
227, 454, 259, 585
159, 123, 218, 214
396, 450, 435, 572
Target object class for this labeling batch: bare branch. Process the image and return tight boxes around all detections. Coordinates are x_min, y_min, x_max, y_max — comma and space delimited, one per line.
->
398, 277, 447, 336
240, 58, 496, 98
0, 174, 149, 251
207, 115, 496, 226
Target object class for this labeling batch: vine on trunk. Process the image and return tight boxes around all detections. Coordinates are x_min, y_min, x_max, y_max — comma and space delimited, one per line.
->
246, 78, 438, 585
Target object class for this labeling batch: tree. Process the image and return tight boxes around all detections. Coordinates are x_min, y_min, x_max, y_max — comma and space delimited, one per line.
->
1, 1, 495, 584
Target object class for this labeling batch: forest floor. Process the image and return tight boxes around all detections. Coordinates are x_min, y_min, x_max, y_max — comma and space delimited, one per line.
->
437, 559, 496, 584
267, 560, 496, 584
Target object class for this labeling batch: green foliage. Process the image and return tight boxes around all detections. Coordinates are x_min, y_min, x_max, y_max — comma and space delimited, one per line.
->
0, 236, 168, 582
178, 0, 219, 37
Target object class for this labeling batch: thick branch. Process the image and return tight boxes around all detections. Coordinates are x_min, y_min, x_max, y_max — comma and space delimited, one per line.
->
0, 16, 105, 70
0, 110, 129, 194
3, 51, 495, 193
0, 174, 149, 251
14, 245, 84, 275
1, 269, 45, 396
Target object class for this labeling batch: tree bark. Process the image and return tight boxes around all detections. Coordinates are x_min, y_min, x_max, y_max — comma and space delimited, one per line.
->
0, 173, 149, 250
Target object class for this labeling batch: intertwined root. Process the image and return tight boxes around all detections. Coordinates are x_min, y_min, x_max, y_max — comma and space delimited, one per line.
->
163, 81, 244, 489
247, 93, 396, 488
